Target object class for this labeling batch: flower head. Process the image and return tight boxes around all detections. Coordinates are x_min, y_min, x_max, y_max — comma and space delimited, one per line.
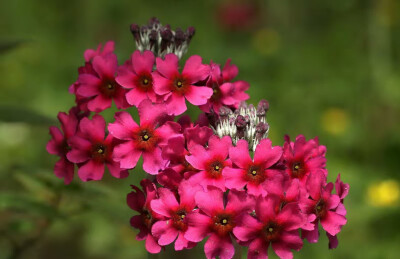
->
224, 139, 284, 197
108, 99, 180, 174
66, 114, 128, 181
127, 179, 163, 254
153, 54, 212, 115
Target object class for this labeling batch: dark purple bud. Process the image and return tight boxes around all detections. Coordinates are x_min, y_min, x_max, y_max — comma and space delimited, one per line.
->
148, 17, 160, 27
140, 25, 148, 35
174, 28, 186, 47
255, 122, 269, 140
219, 106, 231, 119
149, 30, 158, 49
186, 27, 196, 42
160, 28, 173, 52
235, 115, 248, 129
257, 99, 269, 112
130, 24, 140, 42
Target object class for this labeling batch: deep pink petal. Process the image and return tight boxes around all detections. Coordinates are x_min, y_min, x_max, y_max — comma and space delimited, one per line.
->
92, 54, 117, 79
320, 211, 347, 236
248, 238, 268, 259
184, 85, 213, 106
233, 214, 262, 242
127, 186, 145, 212
185, 212, 211, 242
125, 88, 148, 107
185, 144, 209, 170
302, 225, 319, 243
108, 111, 138, 140
152, 71, 172, 95
113, 141, 142, 169
254, 139, 283, 168
271, 231, 303, 259
276, 203, 305, 231
54, 158, 74, 184
151, 188, 179, 217
195, 188, 224, 217
79, 114, 105, 141
165, 93, 187, 115
138, 99, 168, 126
175, 232, 192, 251
222, 59, 238, 82
223, 167, 247, 191
142, 148, 166, 175
182, 55, 210, 83
229, 140, 252, 168
156, 54, 179, 78
132, 50, 155, 74
151, 220, 178, 246
106, 161, 129, 179
204, 234, 234, 259
145, 234, 162, 254
77, 160, 105, 181
208, 135, 231, 159
327, 232, 339, 249
256, 196, 279, 222
87, 94, 112, 112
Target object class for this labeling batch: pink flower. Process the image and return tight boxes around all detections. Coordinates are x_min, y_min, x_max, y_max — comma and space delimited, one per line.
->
224, 139, 283, 196
127, 180, 163, 254
234, 195, 305, 259
108, 100, 180, 174
185, 135, 232, 191
116, 50, 159, 106
76, 51, 129, 112
46, 109, 79, 184
152, 54, 213, 115
84, 41, 115, 62
282, 135, 327, 184
300, 172, 347, 244
200, 60, 249, 113
185, 187, 253, 259
66, 114, 128, 181
150, 181, 201, 250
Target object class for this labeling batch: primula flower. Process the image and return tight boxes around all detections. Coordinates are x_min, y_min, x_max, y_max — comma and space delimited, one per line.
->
224, 139, 283, 196
66, 114, 128, 181
282, 135, 327, 184
152, 53, 212, 115
185, 187, 253, 259
108, 100, 180, 174
150, 181, 201, 250
76, 51, 129, 112
234, 195, 305, 259
116, 50, 159, 106
185, 135, 232, 191
300, 172, 347, 244
199, 60, 249, 113
46, 109, 79, 184
127, 179, 163, 253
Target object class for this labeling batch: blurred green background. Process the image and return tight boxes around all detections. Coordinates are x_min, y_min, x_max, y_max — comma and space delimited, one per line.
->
1, 0, 400, 258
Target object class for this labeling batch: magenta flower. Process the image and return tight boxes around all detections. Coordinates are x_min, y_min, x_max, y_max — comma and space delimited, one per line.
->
83, 41, 115, 62
76, 51, 129, 112
66, 114, 128, 181
127, 179, 163, 254
282, 135, 327, 184
108, 100, 180, 174
150, 181, 201, 250
200, 59, 249, 113
224, 139, 283, 196
116, 50, 159, 107
234, 195, 305, 259
300, 172, 347, 244
185, 135, 232, 191
152, 53, 213, 115
185, 187, 253, 259
46, 109, 79, 184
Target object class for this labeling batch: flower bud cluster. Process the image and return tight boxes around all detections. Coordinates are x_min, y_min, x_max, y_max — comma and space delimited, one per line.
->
130, 17, 195, 59
214, 100, 269, 151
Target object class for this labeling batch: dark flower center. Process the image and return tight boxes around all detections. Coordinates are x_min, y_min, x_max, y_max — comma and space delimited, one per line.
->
263, 221, 281, 242
101, 80, 118, 97
141, 208, 153, 229
134, 127, 159, 151
172, 76, 189, 94
136, 74, 153, 91
212, 213, 234, 236
291, 161, 305, 178
172, 209, 188, 231
315, 200, 327, 219
91, 143, 108, 162
245, 164, 266, 184
206, 160, 225, 179
211, 83, 222, 101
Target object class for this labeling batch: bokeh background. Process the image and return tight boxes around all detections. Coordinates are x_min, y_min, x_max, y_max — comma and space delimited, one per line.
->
1, 0, 400, 258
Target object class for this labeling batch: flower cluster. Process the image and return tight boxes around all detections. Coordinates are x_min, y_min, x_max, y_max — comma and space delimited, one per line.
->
47, 18, 349, 259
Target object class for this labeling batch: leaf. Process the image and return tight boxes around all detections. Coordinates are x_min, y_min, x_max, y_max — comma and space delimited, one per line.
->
0, 193, 62, 219
0, 105, 56, 125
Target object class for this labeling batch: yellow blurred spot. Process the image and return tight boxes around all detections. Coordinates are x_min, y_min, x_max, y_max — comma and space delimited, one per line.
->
252, 28, 280, 56
321, 108, 349, 136
368, 180, 399, 207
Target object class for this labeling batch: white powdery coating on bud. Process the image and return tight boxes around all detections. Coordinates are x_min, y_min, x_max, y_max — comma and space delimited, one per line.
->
213, 102, 270, 152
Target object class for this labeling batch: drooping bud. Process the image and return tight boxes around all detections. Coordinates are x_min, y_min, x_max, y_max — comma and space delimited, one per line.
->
130, 17, 195, 59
